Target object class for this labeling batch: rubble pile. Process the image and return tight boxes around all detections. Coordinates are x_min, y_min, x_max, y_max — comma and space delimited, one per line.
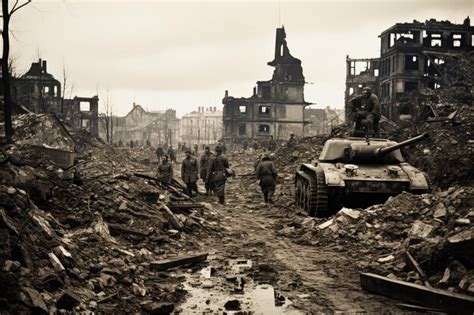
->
286, 187, 474, 295
0, 114, 215, 313
396, 98, 474, 188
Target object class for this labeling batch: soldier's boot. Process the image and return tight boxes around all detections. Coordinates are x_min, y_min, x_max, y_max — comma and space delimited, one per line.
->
218, 196, 225, 205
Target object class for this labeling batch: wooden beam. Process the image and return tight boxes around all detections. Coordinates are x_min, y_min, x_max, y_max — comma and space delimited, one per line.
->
360, 273, 474, 313
404, 251, 431, 287
151, 252, 208, 271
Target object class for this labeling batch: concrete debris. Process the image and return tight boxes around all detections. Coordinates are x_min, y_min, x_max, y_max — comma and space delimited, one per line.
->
0, 113, 214, 313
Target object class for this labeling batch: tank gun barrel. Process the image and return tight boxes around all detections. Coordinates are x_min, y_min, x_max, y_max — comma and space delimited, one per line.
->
376, 133, 429, 156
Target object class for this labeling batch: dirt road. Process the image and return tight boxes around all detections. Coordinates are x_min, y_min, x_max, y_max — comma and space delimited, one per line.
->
176, 154, 400, 313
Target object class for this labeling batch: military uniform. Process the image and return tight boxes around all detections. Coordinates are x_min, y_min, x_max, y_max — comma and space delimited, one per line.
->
155, 146, 164, 162
256, 157, 278, 203
206, 153, 229, 204
157, 161, 174, 184
349, 93, 381, 135
287, 136, 297, 148
168, 147, 176, 163
181, 155, 199, 196
200, 151, 214, 194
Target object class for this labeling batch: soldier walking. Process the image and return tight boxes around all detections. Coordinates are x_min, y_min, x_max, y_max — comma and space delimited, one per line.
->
157, 155, 174, 184
256, 153, 278, 204
287, 134, 297, 148
267, 135, 278, 151
168, 145, 177, 164
200, 146, 214, 195
155, 145, 164, 162
206, 145, 230, 205
181, 149, 199, 197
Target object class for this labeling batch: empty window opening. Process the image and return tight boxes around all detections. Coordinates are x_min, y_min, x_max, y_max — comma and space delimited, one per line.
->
239, 123, 246, 135
53, 85, 58, 97
405, 55, 419, 70
81, 119, 90, 128
434, 83, 441, 89
472, 35, 474, 47
258, 124, 270, 133
43, 86, 50, 94
374, 69, 379, 76
431, 39, 442, 47
349, 87, 354, 95
238, 105, 246, 115
259, 105, 271, 115
434, 58, 445, 65
405, 81, 418, 92
453, 40, 461, 47
80, 101, 90, 111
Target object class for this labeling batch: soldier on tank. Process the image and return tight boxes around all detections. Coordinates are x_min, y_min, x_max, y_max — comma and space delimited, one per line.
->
349, 86, 381, 136
206, 145, 230, 205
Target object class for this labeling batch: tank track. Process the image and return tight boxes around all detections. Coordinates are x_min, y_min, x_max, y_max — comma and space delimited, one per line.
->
295, 166, 329, 217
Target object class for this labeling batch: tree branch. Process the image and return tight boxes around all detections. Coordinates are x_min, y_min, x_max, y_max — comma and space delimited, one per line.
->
11, 0, 31, 15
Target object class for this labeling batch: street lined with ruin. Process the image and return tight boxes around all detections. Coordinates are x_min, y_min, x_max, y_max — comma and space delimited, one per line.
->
176, 155, 400, 312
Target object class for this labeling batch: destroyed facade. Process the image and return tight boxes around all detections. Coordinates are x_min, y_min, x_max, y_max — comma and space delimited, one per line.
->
11, 59, 99, 135
345, 17, 474, 121
112, 103, 180, 146
304, 107, 345, 136
180, 106, 223, 145
222, 27, 311, 142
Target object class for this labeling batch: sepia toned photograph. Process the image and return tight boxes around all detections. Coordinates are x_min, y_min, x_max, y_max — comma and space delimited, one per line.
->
0, 0, 473, 313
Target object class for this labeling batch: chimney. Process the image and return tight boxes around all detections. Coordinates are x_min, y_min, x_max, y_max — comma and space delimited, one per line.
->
253, 87, 256, 96
225, 90, 228, 98
42, 60, 47, 74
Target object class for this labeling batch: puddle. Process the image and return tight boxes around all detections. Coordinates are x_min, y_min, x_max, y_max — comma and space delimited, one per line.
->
179, 261, 303, 314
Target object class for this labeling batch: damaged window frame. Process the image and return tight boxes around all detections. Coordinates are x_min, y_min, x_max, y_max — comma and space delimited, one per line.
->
258, 124, 270, 134
258, 105, 271, 116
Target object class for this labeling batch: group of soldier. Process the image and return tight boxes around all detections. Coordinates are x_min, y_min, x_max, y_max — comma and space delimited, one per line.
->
156, 140, 282, 205
157, 144, 230, 205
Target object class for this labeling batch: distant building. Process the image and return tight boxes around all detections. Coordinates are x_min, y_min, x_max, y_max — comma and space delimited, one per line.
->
63, 96, 99, 136
180, 106, 223, 145
345, 17, 474, 121
304, 107, 345, 136
223, 27, 311, 142
112, 103, 180, 146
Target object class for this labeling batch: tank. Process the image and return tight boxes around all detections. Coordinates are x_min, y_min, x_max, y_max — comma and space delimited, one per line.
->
294, 133, 430, 217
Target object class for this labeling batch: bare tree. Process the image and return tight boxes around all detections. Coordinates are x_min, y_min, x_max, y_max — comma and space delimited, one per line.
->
1, 0, 31, 142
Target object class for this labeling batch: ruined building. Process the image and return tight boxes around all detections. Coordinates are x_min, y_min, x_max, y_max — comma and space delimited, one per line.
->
181, 106, 223, 145
13, 59, 61, 113
112, 103, 180, 146
223, 27, 311, 141
346, 17, 474, 121
304, 107, 345, 136
11, 59, 99, 135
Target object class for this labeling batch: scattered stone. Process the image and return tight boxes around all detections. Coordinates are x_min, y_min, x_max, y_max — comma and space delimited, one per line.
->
224, 299, 241, 311
56, 290, 81, 310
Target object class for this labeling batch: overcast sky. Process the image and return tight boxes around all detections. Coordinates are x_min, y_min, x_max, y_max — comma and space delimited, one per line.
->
9, 0, 473, 117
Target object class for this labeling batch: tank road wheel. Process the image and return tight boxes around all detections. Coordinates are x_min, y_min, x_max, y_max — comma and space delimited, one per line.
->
313, 167, 329, 218
295, 178, 303, 206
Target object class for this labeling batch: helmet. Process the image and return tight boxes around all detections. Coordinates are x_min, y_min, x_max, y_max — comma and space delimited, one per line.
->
205, 146, 210, 150
262, 153, 271, 160
362, 87, 372, 93
269, 153, 276, 159
215, 145, 223, 152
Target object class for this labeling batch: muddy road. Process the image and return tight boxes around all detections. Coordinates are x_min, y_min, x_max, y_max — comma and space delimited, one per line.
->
176, 153, 400, 313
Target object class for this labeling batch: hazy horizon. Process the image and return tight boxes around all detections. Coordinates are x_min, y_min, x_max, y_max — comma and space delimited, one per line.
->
8, 0, 473, 117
